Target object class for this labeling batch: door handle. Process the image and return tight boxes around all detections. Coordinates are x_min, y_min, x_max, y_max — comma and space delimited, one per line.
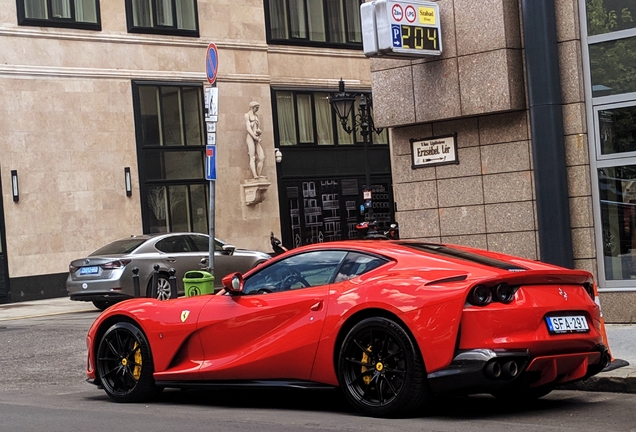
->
166, 257, 177, 263
310, 301, 323, 311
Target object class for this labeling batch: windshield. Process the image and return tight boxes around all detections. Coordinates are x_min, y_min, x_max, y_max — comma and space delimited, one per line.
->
401, 242, 527, 272
90, 239, 146, 256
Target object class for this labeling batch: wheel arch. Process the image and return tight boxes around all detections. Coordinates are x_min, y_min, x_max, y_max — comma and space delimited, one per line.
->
332, 308, 427, 376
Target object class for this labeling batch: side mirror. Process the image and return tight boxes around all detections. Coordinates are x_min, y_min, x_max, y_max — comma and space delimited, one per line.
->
222, 272, 244, 294
222, 244, 236, 255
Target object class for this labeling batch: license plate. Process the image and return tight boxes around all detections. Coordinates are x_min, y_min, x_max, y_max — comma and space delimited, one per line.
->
545, 315, 589, 334
79, 266, 99, 275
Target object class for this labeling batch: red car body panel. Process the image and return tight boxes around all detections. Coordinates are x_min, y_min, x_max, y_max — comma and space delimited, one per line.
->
86, 240, 608, 394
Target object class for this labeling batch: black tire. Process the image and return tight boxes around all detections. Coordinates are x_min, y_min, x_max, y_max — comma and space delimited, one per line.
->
96, 322, 162, 403
92, 301, 114, 311
147, 274, 171, 300
337, 317, 428, 417
491, 384, 555, 402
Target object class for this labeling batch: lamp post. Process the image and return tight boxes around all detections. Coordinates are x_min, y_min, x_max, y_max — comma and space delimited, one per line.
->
329, 78, 383, 235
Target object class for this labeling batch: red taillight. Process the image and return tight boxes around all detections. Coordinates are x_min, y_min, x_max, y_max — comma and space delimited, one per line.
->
101, 259, 132, 270
467, 283, 519, 306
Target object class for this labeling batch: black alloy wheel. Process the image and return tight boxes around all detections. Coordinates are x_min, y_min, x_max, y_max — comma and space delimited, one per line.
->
96, 322, 161, 402
337, 317, 428, 417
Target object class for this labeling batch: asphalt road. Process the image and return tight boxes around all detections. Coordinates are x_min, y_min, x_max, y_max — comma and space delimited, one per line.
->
1, 312, 636, 432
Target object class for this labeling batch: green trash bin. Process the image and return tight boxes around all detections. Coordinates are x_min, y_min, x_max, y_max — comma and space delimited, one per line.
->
183, 270, 215, 297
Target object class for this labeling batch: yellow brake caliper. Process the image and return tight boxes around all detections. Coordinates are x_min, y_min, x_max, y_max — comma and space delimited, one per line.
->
361, 347, 372, 385
132, 342, 142, 380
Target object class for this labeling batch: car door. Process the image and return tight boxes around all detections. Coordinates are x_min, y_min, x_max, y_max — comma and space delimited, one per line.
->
195, 250, 347, 381
155, 234, 202, 278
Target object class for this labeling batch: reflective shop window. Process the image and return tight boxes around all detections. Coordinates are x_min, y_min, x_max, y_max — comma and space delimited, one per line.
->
586, 0, 636, 36
274, 90, 387, 146
599, 166, 636, 280
590, 36, 636, 97
133, 82, 207, 235
598, 105, 636, 155
144, 184, 208, 234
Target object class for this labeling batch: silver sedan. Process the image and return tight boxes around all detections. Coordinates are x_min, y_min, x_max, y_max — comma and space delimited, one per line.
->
66, 233, 271, 310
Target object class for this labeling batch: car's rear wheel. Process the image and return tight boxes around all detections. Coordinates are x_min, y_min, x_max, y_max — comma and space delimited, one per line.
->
337, 317, 428, 417
96, 322, 161, 402
92, 301, 114, 311
146, 274, 171, 300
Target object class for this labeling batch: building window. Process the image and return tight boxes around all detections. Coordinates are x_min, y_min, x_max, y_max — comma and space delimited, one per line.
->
16, 0, 101, 30
132, 82, 207, 234
266, 0, 362, 48
273, 90, 387, 146
126, 0, 199, 37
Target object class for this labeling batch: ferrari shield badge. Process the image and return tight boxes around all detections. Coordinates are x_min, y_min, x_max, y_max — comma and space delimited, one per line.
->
181, 310, 190, 323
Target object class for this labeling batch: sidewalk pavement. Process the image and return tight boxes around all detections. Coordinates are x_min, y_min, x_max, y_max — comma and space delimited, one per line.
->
0, 297, 634, 394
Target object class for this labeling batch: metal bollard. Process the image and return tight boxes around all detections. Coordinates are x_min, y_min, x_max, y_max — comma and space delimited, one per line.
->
132, 267, 140, 298
150, 264, 159, 299
169, 268, 177, 299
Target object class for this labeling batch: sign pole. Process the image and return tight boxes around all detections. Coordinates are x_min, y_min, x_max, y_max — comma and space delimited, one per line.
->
205, 43, 219, 282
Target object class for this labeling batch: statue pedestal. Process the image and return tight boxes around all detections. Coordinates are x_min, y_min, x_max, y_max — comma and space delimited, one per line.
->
242, 178, 271, 205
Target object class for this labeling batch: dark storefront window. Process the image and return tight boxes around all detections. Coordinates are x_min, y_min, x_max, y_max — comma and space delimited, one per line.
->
599, 105, 636, 155
16, 0, 101, 30
266, 0, 362, 48
273, 90, 388, 146
587, 0, 636, 36
133, 82, 207, 234
126, 0, 199, 36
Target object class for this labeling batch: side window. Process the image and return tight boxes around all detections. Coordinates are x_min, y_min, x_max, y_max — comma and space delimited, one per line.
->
243, 250, 347, 294
333, 252, 387, 283
126, 0, 199, 37
190, 235, 209, 252
17, 0, 101, 30
155, 235, 192, 253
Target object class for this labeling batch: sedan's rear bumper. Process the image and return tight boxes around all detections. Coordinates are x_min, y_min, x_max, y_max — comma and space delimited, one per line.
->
427, 345, 610, 394
70, 293, 133, 303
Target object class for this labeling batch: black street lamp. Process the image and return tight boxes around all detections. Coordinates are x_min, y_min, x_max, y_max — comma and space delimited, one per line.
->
329, 78, 383, 234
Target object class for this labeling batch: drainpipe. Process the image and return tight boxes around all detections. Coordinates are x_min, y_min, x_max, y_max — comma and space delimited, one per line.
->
520, 0, 574, 268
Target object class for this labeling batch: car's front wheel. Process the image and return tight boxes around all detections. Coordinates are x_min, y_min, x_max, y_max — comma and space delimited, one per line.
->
337, 317, 429, 417
96, 322, 162, 402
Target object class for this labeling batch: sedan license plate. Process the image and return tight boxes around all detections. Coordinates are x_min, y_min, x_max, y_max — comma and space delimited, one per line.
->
545, 315, 589, 334
79, 266, 99, 275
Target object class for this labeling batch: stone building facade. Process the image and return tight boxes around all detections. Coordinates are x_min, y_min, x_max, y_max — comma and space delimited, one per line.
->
369, 0, 636, 322
0, 0, 377, 301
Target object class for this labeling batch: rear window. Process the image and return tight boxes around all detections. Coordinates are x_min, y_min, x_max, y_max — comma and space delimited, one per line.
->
402, 242, 527, 272
90, 239, 146, 256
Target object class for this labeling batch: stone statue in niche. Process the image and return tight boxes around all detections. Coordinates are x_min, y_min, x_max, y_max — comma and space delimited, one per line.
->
245, 101, 266, 180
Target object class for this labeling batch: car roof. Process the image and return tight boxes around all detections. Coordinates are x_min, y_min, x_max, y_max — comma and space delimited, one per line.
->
284, 240, 561, 272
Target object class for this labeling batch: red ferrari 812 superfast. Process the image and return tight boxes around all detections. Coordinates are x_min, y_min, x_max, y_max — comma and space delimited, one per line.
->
86, 240, 611, 417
